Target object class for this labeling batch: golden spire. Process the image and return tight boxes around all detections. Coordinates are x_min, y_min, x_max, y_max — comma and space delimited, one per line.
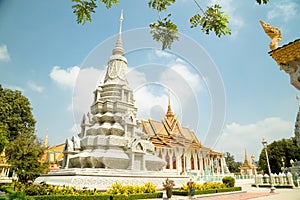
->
165, 91, 174, 118
43, 129, 49, 148
244, 149, 249, 162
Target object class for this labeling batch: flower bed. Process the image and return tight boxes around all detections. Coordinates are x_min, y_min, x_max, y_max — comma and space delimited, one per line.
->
0, 182, 162, 200
172, 179, 241, 196
33, 193, 163, 200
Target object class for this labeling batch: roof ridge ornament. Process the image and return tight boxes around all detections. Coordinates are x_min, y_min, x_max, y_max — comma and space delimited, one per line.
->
259, 20, 282, 51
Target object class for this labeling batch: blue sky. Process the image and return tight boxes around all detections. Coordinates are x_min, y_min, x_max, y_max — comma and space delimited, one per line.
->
0, 0, 299, 162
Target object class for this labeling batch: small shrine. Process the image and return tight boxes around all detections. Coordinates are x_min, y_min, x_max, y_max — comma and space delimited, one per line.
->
239, 150, 256, 176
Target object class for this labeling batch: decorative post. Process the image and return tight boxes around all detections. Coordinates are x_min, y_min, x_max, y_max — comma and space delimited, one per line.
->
262, 138, 276, 193
251, 155, 258, 186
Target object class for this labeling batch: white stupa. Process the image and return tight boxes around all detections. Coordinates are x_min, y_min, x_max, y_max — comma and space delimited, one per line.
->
35, 11, 189, 190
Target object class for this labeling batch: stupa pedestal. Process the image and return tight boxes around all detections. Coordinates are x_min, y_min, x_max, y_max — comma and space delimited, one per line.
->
35, 168, 189, 190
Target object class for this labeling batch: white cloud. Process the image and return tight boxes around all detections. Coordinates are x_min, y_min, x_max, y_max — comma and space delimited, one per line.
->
134, 86, 169, 119
27, 81, 44, 93
154, 50, 173, 58
215, 117, 293, 162
127, 68, 147, 89
49, 66, 80, 88
267, 0, 298, 22
170, 64, 202, 92
72, 67, 105, 123
0, 45, 10, 62
159, 63, 203, 104
175, 58, 186, 63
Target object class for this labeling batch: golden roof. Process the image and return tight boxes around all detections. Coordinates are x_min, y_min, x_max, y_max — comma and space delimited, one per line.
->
142, 99, 204, 150
269, 39, 300, 66
41, 143, 64, 164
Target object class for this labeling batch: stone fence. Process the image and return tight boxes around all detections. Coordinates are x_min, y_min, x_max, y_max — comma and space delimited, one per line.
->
254, 172, 295, 187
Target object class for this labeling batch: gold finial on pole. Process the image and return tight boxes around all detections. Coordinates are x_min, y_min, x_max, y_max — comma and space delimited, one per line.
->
296, 95, 300, 107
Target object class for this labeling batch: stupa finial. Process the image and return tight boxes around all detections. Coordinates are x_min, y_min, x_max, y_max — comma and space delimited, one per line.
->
112, 10, 125, 56
43, 129, 49, 148
119, 9, 123, 34
166, 91, 174, 118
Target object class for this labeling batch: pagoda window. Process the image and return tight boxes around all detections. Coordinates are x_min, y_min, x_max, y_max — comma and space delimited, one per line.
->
124, 91, 129, 102
197, 155, 200, 170
172, 153, 176, 169
165, 153, 170, 169
181, 155, 185, 173
158, 151, 162, 159
191, 154, 195, 170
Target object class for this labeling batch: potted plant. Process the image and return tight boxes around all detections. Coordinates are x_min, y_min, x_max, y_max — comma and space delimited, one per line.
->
162, 178, 175, 198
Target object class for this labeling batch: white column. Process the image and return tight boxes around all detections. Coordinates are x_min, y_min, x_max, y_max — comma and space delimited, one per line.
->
199, 154, 204, 175
211, 156, 215, 176
161, 149, 167, 170
186, 151, 191, 172
216, 157, 220, 175
220, 157, 224, 175
193, 151, 198, 171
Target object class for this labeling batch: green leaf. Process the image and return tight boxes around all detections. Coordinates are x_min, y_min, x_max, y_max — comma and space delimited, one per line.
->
72, 0, 97, 25
256, 0, 270, 4
100, 0, 119, 9
149, 14, 179, 50
189, 4, 231, 37
148, 0, 176, 12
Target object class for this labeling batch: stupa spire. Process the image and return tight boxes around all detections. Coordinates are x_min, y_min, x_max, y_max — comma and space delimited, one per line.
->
43, 129, 49, 148
104, 10, 128, 84
112, 10, 125, 56
165, 92, 175, 119
244, 149, 249, 162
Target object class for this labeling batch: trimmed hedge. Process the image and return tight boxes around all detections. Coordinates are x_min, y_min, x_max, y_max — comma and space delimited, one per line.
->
222, 176, 235, 188
33, 193, 163, 200
172, 187, 242, 196
33, 195, 110, 200
216, 187, 242, 193
111, 192, 163, 200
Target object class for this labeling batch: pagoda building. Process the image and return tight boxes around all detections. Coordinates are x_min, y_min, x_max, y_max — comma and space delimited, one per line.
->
141, 98, 229, 176
239, 150, 257, 175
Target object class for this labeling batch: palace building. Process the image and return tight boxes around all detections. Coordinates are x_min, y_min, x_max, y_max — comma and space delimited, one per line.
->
141, 98, 229, 176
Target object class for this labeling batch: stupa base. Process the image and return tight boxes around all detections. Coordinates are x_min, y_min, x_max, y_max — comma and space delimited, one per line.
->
34, 168, 190, 190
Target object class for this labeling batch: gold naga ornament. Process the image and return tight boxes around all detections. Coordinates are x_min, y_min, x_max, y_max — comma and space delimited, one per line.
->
259, 20, 282, 51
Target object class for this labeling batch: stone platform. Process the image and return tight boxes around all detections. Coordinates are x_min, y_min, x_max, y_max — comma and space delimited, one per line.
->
35, 168, 190, 190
